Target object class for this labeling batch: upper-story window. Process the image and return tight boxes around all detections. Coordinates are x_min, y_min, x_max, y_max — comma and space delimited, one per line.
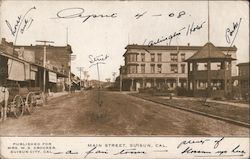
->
170, 53, 178, 62
128, 65, 137, 74
170, 64, 178, 73
157, 53, 162, 62
157, 64, 162, 73
141, 64, 145, 73
151, 54, 155, 62
127, 54, 137, 62
141, 53, 145, 62
181, 53, 185, 61
240, 69, 247, 76
151, 64, 155, 73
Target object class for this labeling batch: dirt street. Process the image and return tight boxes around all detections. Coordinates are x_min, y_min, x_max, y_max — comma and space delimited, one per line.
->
0, 90, 249, 136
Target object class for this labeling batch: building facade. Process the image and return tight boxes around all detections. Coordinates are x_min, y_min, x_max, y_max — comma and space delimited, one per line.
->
237, 62, 249, 100
120, 44, 237, 91
0, 38, 72, 92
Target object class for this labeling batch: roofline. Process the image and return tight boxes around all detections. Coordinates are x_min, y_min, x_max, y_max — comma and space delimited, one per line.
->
0, 50, 30, 64
1, 39, 72, 49
125, 44, 237, 51
185, 57, 237, 62
1, 38, 73, 53
236, 62, 250, 66
15, 44, 71, 49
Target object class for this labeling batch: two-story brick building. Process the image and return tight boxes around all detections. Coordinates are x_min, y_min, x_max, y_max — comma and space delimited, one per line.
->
120, 43, 237, 91
0, 38, 72, 92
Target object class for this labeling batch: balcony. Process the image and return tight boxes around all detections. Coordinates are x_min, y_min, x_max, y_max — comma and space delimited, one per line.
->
126, 61, 139, 65
122, 73, 187, 79
189, 70, 231, 79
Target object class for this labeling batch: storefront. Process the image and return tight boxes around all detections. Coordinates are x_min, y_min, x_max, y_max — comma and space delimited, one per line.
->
0, 55, 8, 85
48, 71, 57, 92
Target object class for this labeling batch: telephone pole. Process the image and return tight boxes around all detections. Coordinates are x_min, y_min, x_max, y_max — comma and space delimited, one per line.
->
112, 72, 117, 82
36, 40, 54, 93
69, 54, 76, 93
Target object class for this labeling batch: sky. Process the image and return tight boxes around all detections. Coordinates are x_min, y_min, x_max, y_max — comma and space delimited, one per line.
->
0, 0, 249, 81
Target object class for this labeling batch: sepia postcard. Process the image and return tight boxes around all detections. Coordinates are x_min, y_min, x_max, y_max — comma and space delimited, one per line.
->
0, 0, 249, 158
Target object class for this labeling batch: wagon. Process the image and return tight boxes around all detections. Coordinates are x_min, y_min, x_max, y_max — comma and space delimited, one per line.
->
5, 87, 44, 118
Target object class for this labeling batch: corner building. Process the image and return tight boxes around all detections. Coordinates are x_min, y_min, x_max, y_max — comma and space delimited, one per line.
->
120, 44, 237, 91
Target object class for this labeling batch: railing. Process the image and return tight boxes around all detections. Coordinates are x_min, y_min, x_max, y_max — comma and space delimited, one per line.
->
189, 70, 230, 79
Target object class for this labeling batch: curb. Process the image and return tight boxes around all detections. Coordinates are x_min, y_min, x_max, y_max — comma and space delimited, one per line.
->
131, 94, 250, 128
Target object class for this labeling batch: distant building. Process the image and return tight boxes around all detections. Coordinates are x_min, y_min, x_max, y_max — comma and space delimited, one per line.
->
119, 43, 237, 91
0, 38, 72, 92
70, 73, 81, 91
237, 62, 249, 100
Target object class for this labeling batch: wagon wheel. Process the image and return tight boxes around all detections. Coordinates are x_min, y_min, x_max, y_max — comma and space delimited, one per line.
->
12, 95, 24, 118
26, 92, 37, 115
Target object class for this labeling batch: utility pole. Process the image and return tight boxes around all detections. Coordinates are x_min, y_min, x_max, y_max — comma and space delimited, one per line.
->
207, 0, 210, 42
77, 67, 84, 89
112, 72, 116, 82
69, 54, 76, 93
83, 71, 88, 87
36, 40, 54, 94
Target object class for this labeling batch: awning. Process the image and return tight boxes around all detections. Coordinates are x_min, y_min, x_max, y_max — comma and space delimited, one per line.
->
8, 59, 25, 81
49, 71, 57, 83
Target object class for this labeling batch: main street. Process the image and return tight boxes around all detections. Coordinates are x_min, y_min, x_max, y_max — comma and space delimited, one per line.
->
0, 90, 248, 136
